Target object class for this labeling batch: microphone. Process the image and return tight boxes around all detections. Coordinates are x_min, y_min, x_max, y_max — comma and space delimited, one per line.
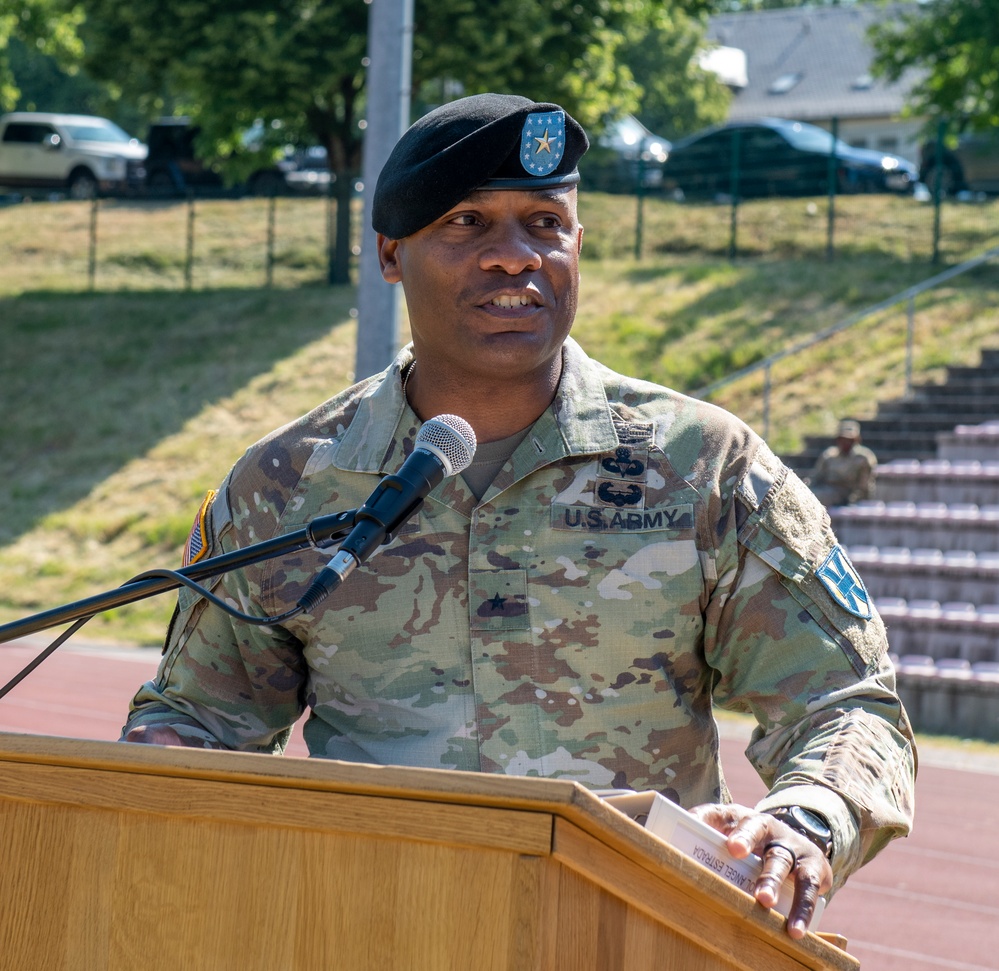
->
297, 414, 476, 612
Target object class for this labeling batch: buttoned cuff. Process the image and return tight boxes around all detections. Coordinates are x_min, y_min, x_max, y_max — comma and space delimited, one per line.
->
120, 704, 226, 749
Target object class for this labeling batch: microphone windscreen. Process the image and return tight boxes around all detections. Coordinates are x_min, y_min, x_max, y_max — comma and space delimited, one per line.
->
416, 415, 477, 476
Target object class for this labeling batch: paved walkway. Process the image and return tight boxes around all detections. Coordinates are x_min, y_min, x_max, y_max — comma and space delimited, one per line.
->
2, 635, 998, 969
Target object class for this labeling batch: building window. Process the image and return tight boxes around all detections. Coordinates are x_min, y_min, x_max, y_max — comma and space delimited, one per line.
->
768, 72, 803, 95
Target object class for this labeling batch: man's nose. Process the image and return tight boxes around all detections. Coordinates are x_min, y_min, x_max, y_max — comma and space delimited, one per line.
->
479, 225, 543, 274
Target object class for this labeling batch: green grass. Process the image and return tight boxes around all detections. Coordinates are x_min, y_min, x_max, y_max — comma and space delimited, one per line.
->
1, 191, 997, 645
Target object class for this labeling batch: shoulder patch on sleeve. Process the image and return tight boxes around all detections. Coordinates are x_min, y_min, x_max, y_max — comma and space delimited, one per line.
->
737, 449, 829, 582
816, 545, 873, 620
737, 448, 886, 671
182, 490, 217, 567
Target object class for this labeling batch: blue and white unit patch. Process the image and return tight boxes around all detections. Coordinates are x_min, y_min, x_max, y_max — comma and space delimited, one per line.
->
520, 111, 566, 176
816, 545, 872, 620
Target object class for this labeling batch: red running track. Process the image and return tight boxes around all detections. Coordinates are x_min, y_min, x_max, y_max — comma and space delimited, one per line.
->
2, 636, 998, 970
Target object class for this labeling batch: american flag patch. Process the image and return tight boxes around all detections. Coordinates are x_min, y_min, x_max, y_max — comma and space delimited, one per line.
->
182, 490, 217, 567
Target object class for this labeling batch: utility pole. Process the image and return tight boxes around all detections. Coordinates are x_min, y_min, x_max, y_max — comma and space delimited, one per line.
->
354, 0, 414, 382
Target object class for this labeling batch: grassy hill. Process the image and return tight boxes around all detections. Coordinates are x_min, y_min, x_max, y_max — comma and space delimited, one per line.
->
1, 191, 997, 645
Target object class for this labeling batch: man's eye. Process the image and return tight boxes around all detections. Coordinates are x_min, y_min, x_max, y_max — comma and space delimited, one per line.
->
450, 213, 480, 226
531, 215, 563, 229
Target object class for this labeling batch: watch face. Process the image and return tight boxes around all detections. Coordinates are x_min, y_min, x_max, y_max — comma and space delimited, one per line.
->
791, 806, 832, 840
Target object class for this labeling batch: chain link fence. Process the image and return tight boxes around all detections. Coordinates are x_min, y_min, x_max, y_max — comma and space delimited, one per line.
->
623, 189, 999, 265
0, 162, 996, 294
620, 115, 998, 264
0, 192, 355, 293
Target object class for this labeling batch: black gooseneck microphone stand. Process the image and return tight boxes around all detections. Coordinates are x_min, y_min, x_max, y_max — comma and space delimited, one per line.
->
0, 508, 358, 701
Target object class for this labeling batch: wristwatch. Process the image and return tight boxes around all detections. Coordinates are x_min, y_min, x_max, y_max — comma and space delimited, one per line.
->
767, 806, 834, 860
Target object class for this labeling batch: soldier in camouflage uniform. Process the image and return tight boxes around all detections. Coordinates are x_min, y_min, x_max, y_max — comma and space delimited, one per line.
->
807, 419, 878, 507
122, 94, 915, 940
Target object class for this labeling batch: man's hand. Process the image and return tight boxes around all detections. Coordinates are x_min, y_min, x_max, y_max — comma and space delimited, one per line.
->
121, 724, 204, 747
690, 803, 833, 940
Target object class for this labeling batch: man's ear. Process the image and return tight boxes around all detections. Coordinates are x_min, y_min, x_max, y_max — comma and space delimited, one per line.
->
378, 234, 402, 283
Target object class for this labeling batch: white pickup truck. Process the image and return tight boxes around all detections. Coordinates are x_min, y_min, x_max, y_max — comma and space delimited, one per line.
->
0, 111, 147, 199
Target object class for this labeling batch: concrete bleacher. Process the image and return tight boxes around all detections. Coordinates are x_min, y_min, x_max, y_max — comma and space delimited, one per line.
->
936, 419, 999, 462
820, 416, 999, 740
890, 652, 999, 741
786, 354, 999, 475
831, 500, 999, 554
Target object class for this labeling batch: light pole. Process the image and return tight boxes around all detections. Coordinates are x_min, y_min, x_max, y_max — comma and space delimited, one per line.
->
354, 0, 414, 382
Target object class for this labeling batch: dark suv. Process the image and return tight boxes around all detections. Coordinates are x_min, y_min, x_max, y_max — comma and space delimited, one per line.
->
143, 118, 330, 197
919, 130, 999, 196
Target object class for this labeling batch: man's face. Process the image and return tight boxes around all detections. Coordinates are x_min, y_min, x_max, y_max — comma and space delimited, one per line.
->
378, 187, 583, 383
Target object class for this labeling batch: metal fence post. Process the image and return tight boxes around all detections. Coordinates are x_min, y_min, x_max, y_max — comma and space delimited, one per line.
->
728, 128, 741, 261
762, 361, 772, 442
184, 194, 195, 291
634, 140, 646, 261
932, 118, 946, 265
330, 177, 352, 285
826, 117, 838, 262
326, 183, 335, 285
265, 194, 276, 289
87, 197, 98, 291
905, 294, 916, 397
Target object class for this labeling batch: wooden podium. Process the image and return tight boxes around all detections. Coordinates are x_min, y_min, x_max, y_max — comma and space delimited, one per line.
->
0, 732, 858, 971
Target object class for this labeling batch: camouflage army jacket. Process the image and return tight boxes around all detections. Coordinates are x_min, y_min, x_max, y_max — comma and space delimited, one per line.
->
125, 338, 915, 887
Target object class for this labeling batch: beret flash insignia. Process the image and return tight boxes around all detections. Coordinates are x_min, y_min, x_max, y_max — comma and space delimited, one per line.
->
520, 111, 566, 176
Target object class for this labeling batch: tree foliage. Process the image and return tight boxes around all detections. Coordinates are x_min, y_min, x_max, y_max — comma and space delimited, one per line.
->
66, 0, 724, 173
618, 5, 730, 140
0, 0, 85, 110
70, 0, 370, 179
869, 0, 999, 131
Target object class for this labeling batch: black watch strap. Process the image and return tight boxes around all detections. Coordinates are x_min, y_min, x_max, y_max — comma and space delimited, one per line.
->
767, 806, 834, 860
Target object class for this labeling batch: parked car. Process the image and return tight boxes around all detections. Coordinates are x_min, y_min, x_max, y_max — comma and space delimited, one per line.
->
919, 129, 999, 196
662, 118, 919, 200
143, 117, 331, 197
0, 112, 147, 199
578, 115, 671, 193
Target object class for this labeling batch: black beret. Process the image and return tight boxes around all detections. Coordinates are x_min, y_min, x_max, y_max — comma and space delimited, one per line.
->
372, 93, 589, 239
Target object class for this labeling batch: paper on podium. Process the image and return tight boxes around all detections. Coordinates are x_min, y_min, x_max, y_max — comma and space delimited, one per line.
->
599, 790, 825, 930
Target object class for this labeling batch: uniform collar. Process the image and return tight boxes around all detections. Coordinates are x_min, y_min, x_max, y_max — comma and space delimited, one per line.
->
333, 338, 621, 475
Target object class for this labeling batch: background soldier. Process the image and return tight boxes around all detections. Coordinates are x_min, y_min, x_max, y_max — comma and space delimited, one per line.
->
808, 419, 878, 507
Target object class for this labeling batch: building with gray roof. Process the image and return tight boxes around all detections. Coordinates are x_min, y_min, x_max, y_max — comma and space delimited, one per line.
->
705, 3, 925, 162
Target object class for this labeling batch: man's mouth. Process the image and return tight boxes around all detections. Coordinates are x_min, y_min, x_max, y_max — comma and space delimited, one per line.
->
490, 294, 539, 308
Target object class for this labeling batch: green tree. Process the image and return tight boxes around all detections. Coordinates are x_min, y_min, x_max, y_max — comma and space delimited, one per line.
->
71, 0, 694, 169
0, 0, 85, 110
4, 36, 147, 134
869, 0, 999, 131
620, 5, 730, 141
